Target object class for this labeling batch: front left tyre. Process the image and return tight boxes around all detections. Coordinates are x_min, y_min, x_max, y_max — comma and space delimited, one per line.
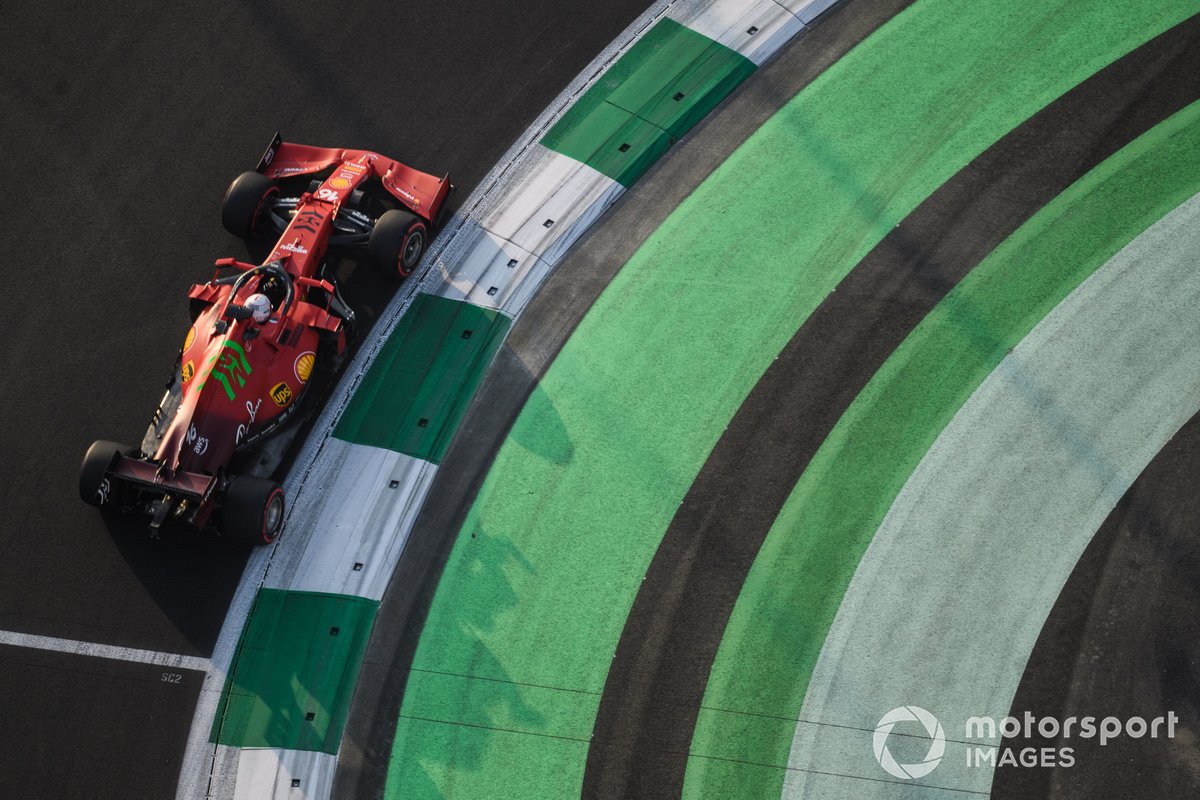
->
221, 475, 285, 546
221, 171, 278, 239
79, 440, 130, 508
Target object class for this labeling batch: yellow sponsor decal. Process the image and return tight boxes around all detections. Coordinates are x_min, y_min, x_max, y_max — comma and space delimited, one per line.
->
184, 326, 196, 352
294, 351, 315, 384
270, 381, 294, 407
182, 360, 195, 383
329, 177, 351, 190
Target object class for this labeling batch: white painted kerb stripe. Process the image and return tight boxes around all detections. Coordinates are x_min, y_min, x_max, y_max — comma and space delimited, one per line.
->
234, 749, 337, 800
266, 441, 437, 600
0, 629, 210, 673
670, 0, 806, 65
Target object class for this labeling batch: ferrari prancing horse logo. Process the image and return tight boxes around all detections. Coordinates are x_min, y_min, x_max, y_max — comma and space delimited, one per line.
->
212, 341, 251, 401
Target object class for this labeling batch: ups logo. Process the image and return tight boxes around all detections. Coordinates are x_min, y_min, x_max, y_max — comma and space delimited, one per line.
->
270, 381, 294, 407
181, 360, 195, 383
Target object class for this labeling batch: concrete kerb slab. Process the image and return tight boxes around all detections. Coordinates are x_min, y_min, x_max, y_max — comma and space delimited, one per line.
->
232, 749, 337, 800
431, 223, 548, 314
671, 0, 806, 64
474, 149, 627, 271
265, 444, 437, 599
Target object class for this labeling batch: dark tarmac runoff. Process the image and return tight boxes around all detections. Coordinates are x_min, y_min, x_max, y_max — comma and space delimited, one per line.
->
994, 408, 1200, 799
0, 0, 650, 795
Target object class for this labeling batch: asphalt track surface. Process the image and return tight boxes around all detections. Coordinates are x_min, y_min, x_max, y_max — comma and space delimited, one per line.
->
0, 0, 648, 796
993, 408, 1200, 799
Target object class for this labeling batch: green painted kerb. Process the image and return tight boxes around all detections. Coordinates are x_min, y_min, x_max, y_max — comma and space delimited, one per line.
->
541, 18, 755, 187
334, 293, 511, 463
212, 589, 378, 754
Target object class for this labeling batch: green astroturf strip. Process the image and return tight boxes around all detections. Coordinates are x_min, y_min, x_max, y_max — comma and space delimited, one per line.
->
212, 589, 378, 753
685, 101, 1200, 800
541, 18, 755, 186
334, 294, 511, 463
386, 2, 1198, 797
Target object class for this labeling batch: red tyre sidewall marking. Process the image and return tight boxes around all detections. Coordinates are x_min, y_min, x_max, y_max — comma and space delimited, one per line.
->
261, 486, 285, 544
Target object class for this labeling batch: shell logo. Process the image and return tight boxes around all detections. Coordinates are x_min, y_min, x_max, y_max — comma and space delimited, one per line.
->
329, 177, 351, 190
184, 326, 196, 352
294, 351, 315, 384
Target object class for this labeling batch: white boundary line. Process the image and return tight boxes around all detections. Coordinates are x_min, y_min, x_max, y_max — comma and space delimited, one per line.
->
0, 629, 210, 673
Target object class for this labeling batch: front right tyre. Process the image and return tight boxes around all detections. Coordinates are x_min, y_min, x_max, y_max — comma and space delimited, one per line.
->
369, 209, 428, 278
221, 171, 278, 239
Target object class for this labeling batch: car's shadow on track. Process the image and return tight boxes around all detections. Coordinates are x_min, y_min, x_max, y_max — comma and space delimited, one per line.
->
101, 512, 250, 659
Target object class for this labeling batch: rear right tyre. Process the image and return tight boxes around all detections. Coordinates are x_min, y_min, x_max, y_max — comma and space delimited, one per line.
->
221, 475, 285, 546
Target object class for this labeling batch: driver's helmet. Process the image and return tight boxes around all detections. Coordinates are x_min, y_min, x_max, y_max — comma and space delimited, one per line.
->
246, 293, 272, 324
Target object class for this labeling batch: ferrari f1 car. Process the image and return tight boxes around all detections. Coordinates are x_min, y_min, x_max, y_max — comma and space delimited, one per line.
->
79, 134, 451, 545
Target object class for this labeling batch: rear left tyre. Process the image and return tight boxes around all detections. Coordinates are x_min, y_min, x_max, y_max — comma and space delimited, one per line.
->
79, 440, 131, 508
221, 475, 285, 545
221, 171, 278, 239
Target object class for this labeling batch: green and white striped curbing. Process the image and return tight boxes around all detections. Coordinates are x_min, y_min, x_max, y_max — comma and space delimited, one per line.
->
177, 0, 843, 797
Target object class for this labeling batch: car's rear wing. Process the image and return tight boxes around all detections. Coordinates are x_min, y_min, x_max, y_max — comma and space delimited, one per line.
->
110, 453, 216, 499
253, 132, 450, 224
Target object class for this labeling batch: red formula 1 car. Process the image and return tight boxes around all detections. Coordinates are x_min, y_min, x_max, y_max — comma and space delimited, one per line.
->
79, 134, 451, 544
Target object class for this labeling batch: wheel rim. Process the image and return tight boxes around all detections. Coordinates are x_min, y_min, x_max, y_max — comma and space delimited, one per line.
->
400, 228, 426, 274
263, 491, 284, 539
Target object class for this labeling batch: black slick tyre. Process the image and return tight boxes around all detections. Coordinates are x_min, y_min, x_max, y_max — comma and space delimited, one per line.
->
221, 171, 278, 239
222, 475, 285, 545
369, 209, 428, 278
79, 440, 129, 508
